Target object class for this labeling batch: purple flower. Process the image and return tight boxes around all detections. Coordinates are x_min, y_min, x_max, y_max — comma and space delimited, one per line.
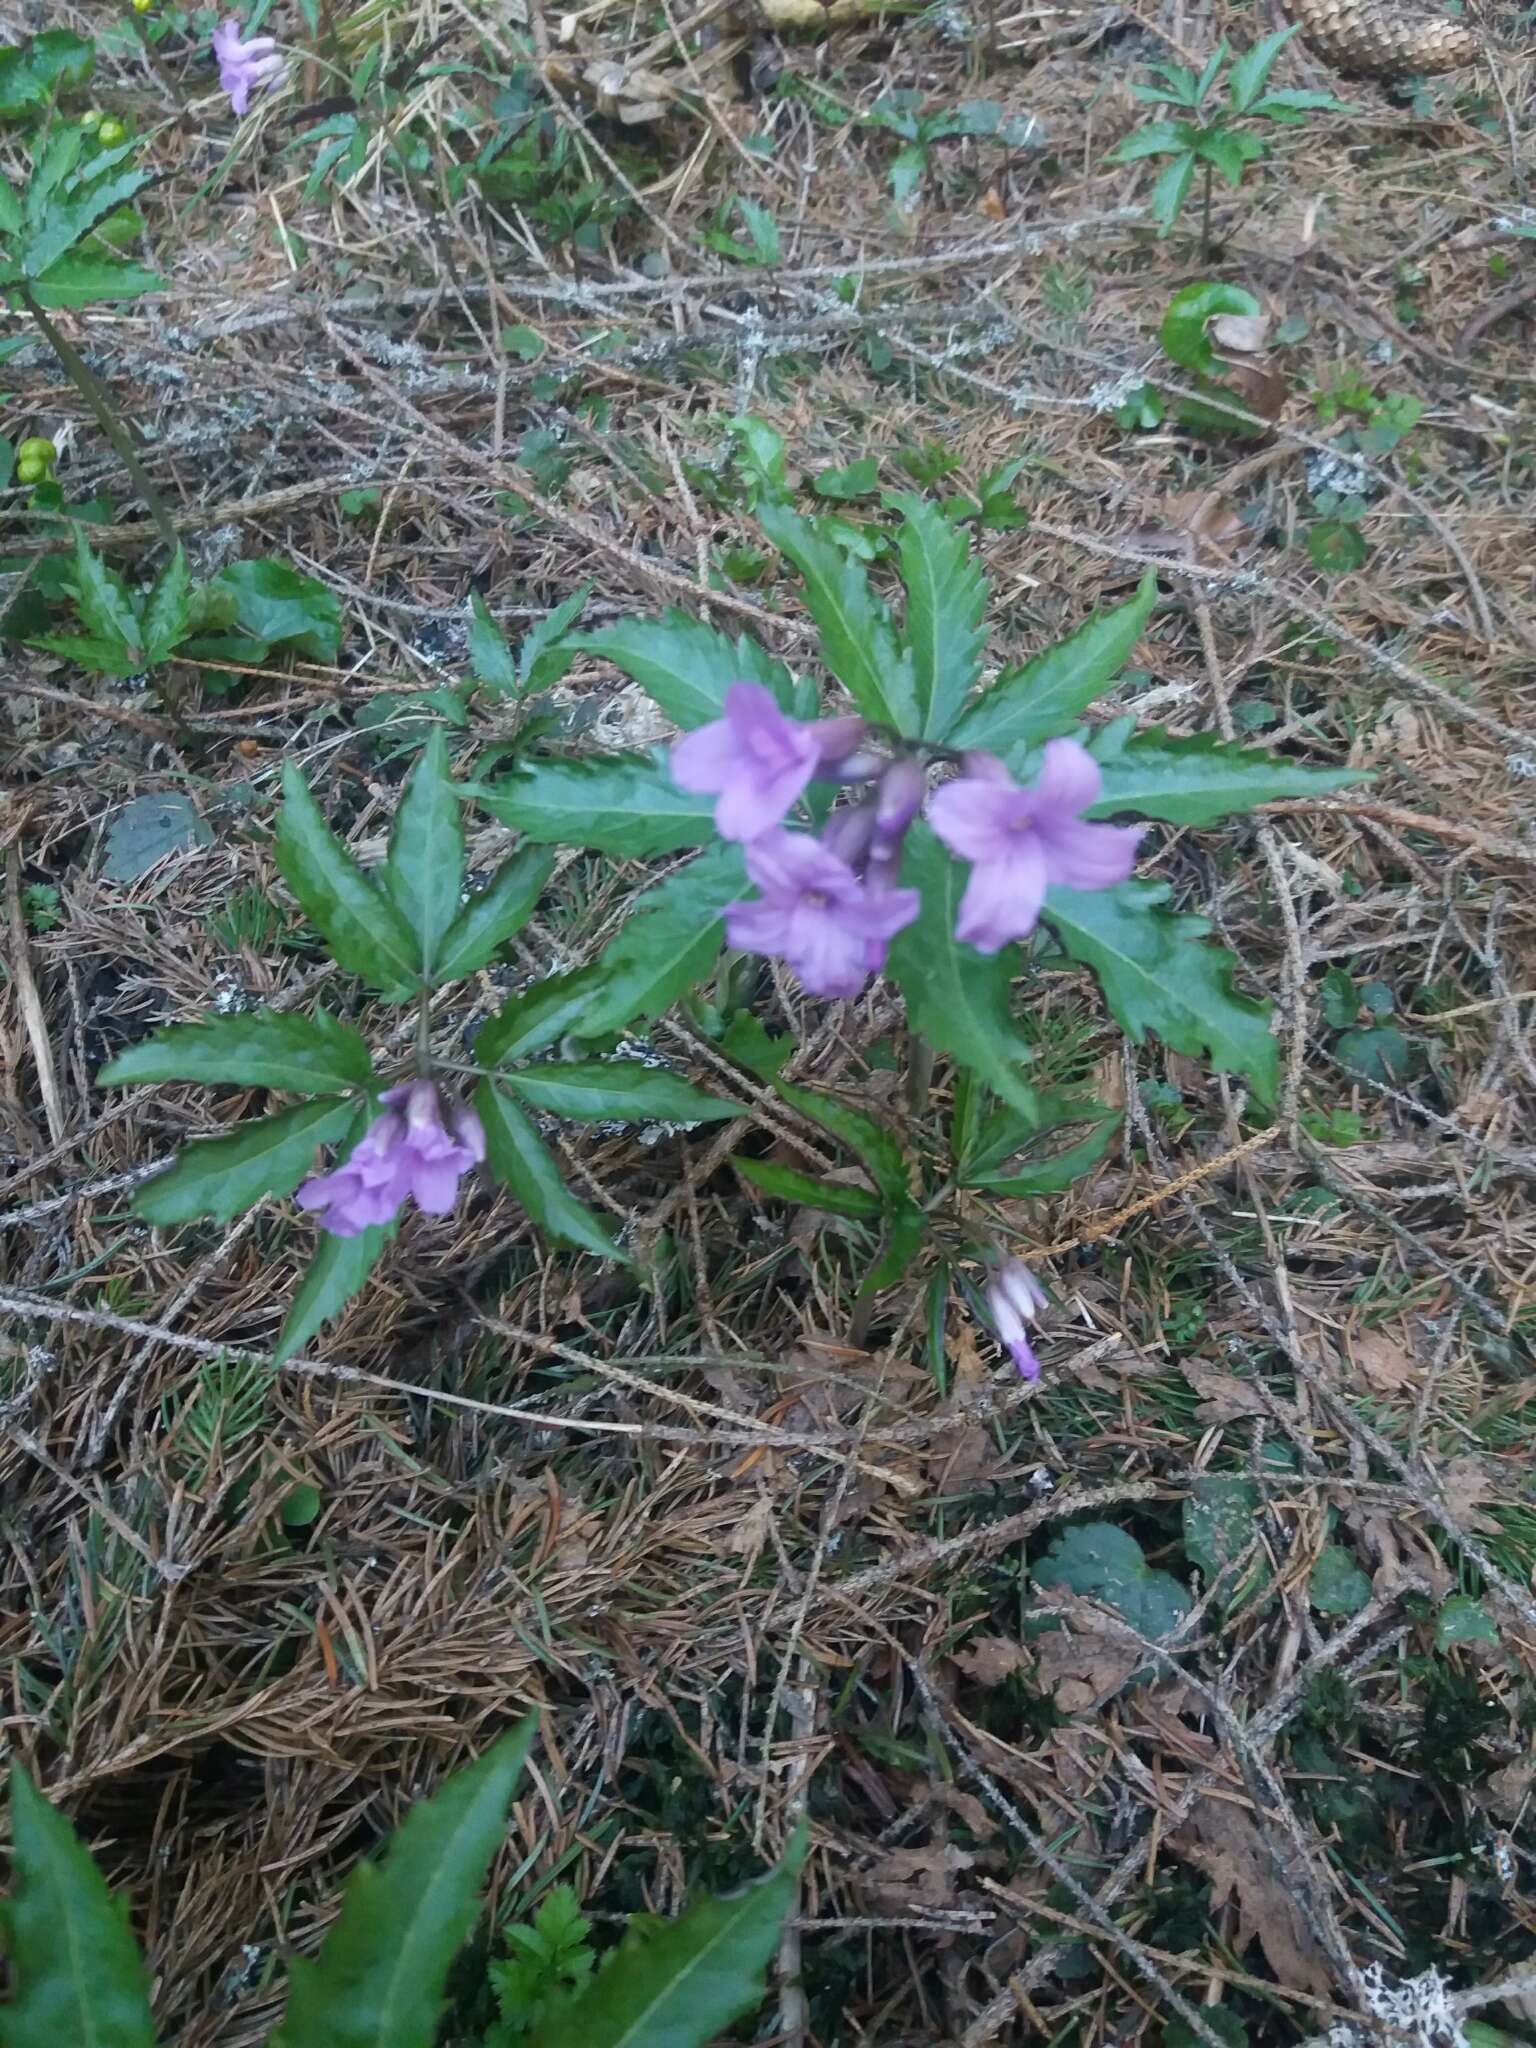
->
671, 683, 867, 842
927, 738, 1143, 953
985, 1257, 1048, 1380
725, 828, 919, 998
212, 18, 284, 116
867, 757, 926, 882
295, 1079, 485, 1238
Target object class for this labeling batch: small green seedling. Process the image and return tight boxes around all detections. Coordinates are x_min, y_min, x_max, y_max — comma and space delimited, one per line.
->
1108, 27, 1349, 255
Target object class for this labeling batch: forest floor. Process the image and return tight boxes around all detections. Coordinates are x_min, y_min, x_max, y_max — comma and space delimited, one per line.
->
3, 0, 1536, 2041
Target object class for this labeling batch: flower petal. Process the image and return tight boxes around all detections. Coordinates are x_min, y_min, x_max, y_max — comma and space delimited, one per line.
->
928, 776, 1029, 863
954, 843, 1047, 951
1041, 818, 1143, 892
1030, 736, 1102, 819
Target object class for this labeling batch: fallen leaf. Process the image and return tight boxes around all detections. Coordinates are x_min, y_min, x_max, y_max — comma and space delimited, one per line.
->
1210, 310, 1270, 353
1438, 1453, 1501, 1535
979, 185, 1007, 221
725, 1494, 775, 1564
1180, 1360, 1274, 1422
1121, 491, 1247, 565
863, 1842, 976, 1907
1350, 1327, 1419, 1394
952, 1635, 1030, 1687
1172, 1797, 1333, 1999
1030, 1590, 1143, 1715
928, 1783, 998, 1840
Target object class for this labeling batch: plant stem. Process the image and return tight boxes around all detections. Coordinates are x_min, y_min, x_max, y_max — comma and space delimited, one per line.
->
906, 1033, 935, 1121
414, 988, 432, 1075
1200, 160, 1213, 264
21, 288, 180, 553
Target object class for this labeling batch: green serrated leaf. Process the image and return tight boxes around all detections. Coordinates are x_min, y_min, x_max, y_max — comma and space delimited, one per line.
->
383, 731, 464, 979
139, 545, 191, 664
478, 845, 744, 1064
964, 1115, 1120, 1196
271, 1722, 537, 2048
432, 846, 553, 986
474, 751, 715, 857
1, 1768, 157, 2048
1309, 1544, 1371, 1618
734, 1156, 884, 1218
757, 498, 918, 735
1033, 1521, 1191, 1640
774, 1078, 908, 1204
99, 1006, 373, 1094
135, 1097, 355, 1226
887, 491, 988, 741
1085, 725, 1363, 824
274, 763, 421, 996
525, 1830, 803, 2048
469, 590, 519, 692
862, 1201, 928, 1292
949, 572, 1157, 760
577, 610, 801, 727
1042, 879, 1277, 1103
69, 530, 140, 657
519, 585, 590, 693
1227, 23, 1298, 111
886, 825, 1038, 1118
476, 1080, 627, 1262
1147, 150, 1196, 233
505, 1060, 735, 1124
275, 1195, 394, 1362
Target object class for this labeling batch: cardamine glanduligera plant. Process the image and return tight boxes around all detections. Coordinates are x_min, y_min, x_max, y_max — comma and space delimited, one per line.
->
103, 456, 1362, 1373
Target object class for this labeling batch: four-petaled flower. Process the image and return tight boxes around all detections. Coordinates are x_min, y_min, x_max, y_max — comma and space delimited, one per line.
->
725, 828, 919, 998
927, 738, 1143, 954
985, 1257, 1048, 1380
296, 1079, 485, 1238
671, 682, 866, 843
212, 18, 284, 116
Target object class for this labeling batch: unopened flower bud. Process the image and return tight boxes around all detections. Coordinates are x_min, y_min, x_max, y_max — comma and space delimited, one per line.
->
984, 1256, 1048, 1380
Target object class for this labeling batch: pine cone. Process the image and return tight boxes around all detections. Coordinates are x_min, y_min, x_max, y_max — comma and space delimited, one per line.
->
1279, 0, 1480, 77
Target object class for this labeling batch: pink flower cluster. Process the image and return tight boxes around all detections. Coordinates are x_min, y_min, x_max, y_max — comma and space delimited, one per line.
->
671, 684, 1142, 996
985, 1257, 1048, 1380
297, 1079, 484, 1238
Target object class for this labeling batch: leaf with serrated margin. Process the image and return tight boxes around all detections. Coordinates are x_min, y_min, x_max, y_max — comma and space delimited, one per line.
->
1041, 878, 1277, 1102
274, 762, 421, 996
757, 499, 919, 735
472, 750, 715, 856
99, 1005, 372, 1094
577, 609, 802, 727
948, 571, 1157, 761
477, 1080, 627, 1262
1083, 723, 1364, 825
888, 491, 988, 740
383, 731, 464, 980
135, 1096, 355, 1226
432, 846, 553, 986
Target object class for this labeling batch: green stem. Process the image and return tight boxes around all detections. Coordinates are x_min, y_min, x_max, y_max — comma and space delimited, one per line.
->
1199, 159, 1213, 264
414, 988, 432, 1076
21, 287, 179, 552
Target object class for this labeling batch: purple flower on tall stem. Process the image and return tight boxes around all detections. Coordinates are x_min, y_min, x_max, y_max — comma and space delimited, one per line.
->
927, 738, 1143, 953
725, 828, 918, 998
295, 1079, 485, 1238
671, 683, 867, 842
985, 1257, 1049, 1380
212, 18, 284, 116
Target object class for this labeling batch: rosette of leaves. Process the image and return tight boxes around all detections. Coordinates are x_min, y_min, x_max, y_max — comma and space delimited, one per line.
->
1, 1722, 803, 2048
477, 454, 1362, 1127
101, 735, 737, 1358
0, 120, 161, 310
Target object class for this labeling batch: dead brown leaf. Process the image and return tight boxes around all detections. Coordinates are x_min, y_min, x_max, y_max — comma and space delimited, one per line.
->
951, 1635, 1030, 1688
724, 1494, 775, 1564
863, 1842, 977, 1908
1031, 1590, 1142, 1715
1438, 1453, 1502, 1535
1209, 310, 1271, 353
1180, 1359, 1275, 1422
1172, 1797, 1334, 1999
1349, 1327, 1419, 1394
